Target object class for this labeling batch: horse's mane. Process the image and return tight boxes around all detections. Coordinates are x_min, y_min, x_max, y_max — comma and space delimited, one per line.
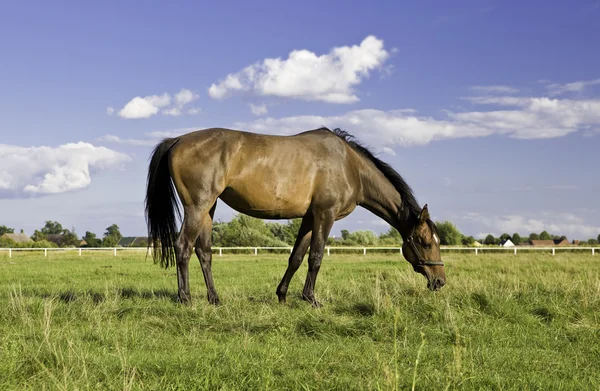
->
321, 126, 422, 221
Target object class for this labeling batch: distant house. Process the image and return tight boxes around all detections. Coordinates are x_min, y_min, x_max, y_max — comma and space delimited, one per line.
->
499, 239, 514, 247
572, 240, 580, 246
1, 233, 33, 244
529, 240, 556, 247
117, 237, 149, 247
46, 234, 65, 246
553, 238, 570, 246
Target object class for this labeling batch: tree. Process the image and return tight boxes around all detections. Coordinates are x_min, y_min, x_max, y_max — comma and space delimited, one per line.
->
102, 224, 122, 247
215, 214, 287, 247
484, 234, 496, 245
435, 221, 463, 245
41, 221, 64, 235
539, 231, 552, 240
379, 226, 402, 245
512, 233, 522, 245
597, 233, 600, 243
462, 235, 475, 246
61, 228, 80, 247
83, 231, 101, 247
341, 230, 350, 240
31, 230, 46, 242
529, 233, 540, 241
588, 238, 599, 245
500, 233, 511, 242
344, 230, 379, 246
0, 225, 14, 236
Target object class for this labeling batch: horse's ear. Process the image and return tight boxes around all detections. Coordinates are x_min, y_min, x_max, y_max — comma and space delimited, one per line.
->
419, 204, 430, 222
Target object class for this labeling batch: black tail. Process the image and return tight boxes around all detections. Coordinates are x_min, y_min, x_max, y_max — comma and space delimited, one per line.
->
145, 137, 181, 268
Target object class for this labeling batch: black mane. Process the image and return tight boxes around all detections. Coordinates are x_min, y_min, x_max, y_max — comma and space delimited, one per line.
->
323, 127, 422, 219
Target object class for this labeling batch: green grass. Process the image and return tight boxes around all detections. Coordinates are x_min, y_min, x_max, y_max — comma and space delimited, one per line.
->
1, 251, 599, 390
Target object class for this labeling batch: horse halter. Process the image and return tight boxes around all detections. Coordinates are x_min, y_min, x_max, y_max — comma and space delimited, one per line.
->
404, 222, 445, 267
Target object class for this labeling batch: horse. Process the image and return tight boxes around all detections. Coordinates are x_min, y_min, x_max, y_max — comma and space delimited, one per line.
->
145, 126, 446, 307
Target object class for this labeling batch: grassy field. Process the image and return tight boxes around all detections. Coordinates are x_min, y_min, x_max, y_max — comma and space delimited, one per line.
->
1, 251, 599, 390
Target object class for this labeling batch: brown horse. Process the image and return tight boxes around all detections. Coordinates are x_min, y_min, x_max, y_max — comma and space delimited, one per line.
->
145, 127, 445, 306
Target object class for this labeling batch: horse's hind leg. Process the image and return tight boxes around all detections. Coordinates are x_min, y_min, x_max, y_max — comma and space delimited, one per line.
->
302, 210, 335, 307
276, 216, 313, 303
175, 202, 215, 305
175, 210, 202, 305
194, 203, 220, 305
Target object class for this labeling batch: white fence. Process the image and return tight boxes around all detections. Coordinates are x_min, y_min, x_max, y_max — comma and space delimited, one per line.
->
0, 246, 597, 258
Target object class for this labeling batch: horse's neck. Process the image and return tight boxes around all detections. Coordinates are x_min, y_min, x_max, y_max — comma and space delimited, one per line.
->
358, 164, 411, 237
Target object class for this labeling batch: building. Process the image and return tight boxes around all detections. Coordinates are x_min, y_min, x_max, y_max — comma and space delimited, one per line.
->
499, 239, 514, 247
553, 238, 570, 246
529, 240, 556, 247
1, 233, 33, 244
46, 234, 65, 246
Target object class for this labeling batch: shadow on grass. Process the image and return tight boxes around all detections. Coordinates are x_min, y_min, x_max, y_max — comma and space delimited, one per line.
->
27, 287, 179, 304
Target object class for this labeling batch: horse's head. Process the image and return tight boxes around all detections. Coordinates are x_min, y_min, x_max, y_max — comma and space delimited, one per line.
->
402, 204, 446, 291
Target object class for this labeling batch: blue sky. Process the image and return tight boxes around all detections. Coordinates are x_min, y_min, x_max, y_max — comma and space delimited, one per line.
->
1, 0, 599, 240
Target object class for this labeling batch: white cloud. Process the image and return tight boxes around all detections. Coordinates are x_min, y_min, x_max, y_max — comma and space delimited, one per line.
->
175, 88, 198, 106
453, 96, 600, 139
114, 89, 199, 119
97, 127, 203, 148
462, 212, 600, 240
546, 78, 600, 95
0, 143, 131, 198
106, 107, 115, 116
187, 108, 201, 115
96, 135, 156, 147
381, 147, 396, 156
233, 109, 487, 147
208, 35, 390, 103
118, 93, 171, 119
163, 107, 182, 117
470, 85, 520, 94
232, 93, 600, 148
250, 103, 268, 116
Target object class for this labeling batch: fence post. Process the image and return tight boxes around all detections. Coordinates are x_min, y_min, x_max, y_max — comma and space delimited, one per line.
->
400, 247, 403, 255
254, 247, 258, 256
114, 248, 117, 257
9, 249, 11, 258
44, 248, 47, 257
327, 247, 330, 256
593, 248, 595, 256
79, 248, 82, 256
514, 248, 517, 256
219, 248, 222, 257
475, 248, 478, 256
552, 248, 555, 256
363, 247, 367, 256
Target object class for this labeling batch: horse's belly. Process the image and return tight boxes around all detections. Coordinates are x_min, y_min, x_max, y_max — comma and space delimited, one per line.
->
218, 184, 311, 220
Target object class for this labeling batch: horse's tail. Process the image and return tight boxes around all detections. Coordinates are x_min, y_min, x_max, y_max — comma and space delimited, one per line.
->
145, 137, 181, 268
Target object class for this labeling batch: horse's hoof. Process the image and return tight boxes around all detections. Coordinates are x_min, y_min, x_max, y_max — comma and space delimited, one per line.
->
302, 294, 322, 308
178, 294, 192, 305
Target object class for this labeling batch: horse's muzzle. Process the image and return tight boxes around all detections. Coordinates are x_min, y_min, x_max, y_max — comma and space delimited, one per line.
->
427, 277, 446, 291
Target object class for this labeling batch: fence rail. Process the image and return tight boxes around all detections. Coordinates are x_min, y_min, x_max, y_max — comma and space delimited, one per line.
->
0, 246, 597, 258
